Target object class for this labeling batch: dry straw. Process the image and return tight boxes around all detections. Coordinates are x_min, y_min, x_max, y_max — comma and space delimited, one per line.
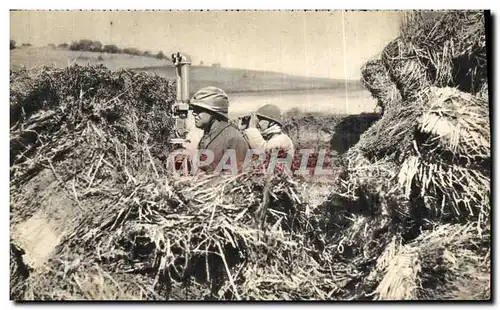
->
380, 11, 487, 100
396, 87, 490, 226
354, 102, 420, 163
374, 223, 490, 300
398, 154, 490, 227
24, 170, 332, 300
360, 59, 402, 112
381, 37, 433, 100
10, 65, 176, 224
416, 87, 490, 162
347, 11, 490, 301
399, 10, 487, 95
400, 11, 486, 63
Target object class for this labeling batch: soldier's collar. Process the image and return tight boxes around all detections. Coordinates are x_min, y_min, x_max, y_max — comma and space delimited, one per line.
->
200, 119, 231, 146
205, 119, 226, 134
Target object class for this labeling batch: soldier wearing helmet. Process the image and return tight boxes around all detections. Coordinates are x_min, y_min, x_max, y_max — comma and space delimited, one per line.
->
189, 86, 249, 173
243, 104, 295, 155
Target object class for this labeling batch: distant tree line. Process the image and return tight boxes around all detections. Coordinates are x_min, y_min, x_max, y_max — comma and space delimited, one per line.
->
10, 40, 34, 50
63, 39, 169, 60
10, 38, 205, 65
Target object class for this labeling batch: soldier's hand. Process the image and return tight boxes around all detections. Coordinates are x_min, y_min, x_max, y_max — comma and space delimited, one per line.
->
249, 113, 258, 128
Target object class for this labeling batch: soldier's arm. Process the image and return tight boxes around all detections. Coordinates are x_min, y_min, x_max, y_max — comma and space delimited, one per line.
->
243, 128, 267, 149
244, 128, 289, 151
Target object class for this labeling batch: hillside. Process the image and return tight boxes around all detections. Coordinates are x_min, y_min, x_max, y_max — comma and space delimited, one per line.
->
134, 65, 362, 94
10, 47, 172, 71
10, 47, 363, 94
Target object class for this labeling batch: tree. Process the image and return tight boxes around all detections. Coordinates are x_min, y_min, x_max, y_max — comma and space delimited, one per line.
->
69, 41, 78, 50
123, 47, 141, 55
10, 40, 16, 50
69, 39, 94, 51
57, 43, 68, 49
156, 51, 165, 59
89, 41, 102, 52
103, 44, 120, 54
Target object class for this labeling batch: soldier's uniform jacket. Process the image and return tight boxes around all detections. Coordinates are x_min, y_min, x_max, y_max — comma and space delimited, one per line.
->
197, 119, 250, 173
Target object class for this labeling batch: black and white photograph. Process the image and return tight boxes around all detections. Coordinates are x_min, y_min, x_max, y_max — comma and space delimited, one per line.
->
9, 9, 492, 301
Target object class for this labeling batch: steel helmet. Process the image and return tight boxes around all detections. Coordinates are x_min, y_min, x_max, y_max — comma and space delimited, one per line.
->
190, 86, 229, 118
256, 104, 282, 125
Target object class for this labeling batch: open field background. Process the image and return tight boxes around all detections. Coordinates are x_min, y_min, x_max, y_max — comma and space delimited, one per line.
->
11, 46, 365, 95
10, 47, 172, 71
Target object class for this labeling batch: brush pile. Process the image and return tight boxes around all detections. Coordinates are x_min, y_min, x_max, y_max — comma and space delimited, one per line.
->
382, 10, 487, 99
361, 59, 402, 112
322, 10, 491, 300
22, 171, 334, 300
10, 65, 176, 226
9, 64, 180, 299
9, 65, 334, 300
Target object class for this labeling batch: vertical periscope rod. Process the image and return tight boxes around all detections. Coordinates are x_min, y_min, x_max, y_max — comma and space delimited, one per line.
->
176, 65, 182, 102
181, 60, 190, 102
173, 52, 191, 103
170, 52, 192, 144
169, 53, 192, 174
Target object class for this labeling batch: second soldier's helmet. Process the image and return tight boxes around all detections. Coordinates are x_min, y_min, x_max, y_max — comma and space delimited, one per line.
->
256, 104, 282, 125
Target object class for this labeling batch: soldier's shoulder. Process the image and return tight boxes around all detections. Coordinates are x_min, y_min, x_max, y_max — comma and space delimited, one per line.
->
222, 125, 248, 144
223, 124, 245, 136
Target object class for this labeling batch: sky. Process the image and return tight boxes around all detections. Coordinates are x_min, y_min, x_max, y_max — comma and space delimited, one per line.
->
10, 10, 403, 80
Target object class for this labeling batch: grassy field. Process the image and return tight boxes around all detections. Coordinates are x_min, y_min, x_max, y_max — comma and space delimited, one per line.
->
10, 46, 363, 94
136, 65, 363, 94
10, 46, 172, 71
